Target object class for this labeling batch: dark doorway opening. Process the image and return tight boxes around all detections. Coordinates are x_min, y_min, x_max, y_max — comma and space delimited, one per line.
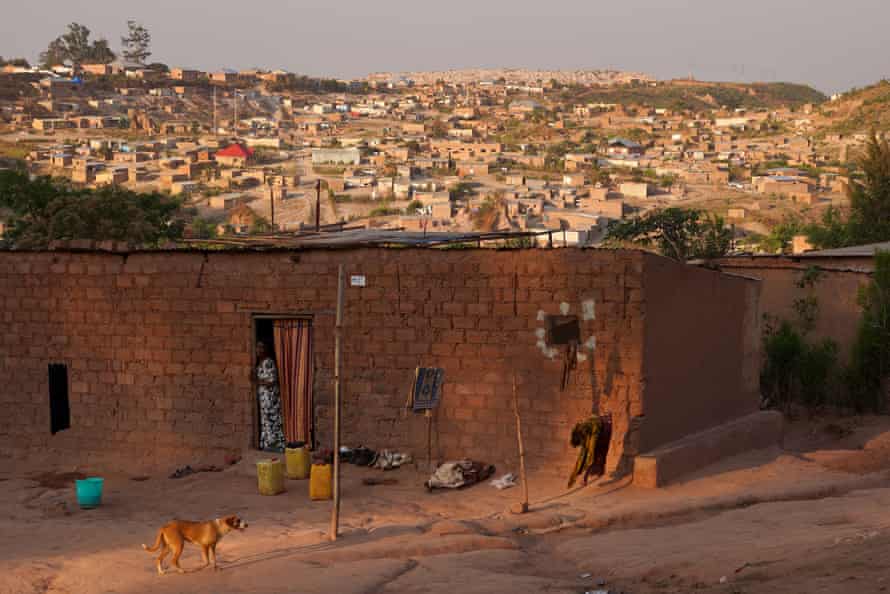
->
252, 316, 314, 450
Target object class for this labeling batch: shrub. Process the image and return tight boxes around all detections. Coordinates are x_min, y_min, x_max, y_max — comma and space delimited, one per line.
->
844, 251, 890, 412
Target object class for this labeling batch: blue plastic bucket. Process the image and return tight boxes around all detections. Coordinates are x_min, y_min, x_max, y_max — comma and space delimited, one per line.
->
75, 477, 104, 509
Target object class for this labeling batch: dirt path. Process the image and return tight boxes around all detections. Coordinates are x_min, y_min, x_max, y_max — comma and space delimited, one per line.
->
3, 415, 890, 593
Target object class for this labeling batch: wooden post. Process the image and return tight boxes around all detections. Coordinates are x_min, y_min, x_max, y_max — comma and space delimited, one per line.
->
512, 372, 529, 514
425, 409, 433, 471
330, 265, 345, 541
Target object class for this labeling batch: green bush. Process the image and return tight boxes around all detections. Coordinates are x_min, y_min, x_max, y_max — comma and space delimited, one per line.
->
844, 251, 890, 412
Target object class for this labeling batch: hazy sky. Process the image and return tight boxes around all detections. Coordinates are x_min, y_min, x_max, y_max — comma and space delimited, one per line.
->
2, 0, 888, 93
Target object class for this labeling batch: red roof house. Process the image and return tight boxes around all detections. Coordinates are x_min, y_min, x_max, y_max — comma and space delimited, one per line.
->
215, 143, 255, 167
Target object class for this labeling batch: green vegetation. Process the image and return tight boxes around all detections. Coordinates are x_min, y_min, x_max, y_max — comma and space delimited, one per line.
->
369, 205, 400, 217
189, 217, 218, 239
562, 81, 826, 112
406, 199, 424, 214
806, 133, 890, 248
0, 170, 184, 248
121, 21, 152, 65
845, 251, 890, 412
41, 22, 116, 67
604, 208, 732, 260
761, 267, 840, 414
266, 74, 368, 94
823, 80, 890, 134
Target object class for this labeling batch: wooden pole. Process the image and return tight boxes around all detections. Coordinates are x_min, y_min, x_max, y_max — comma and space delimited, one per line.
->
330, 265, 345, 541
512, 372, 529, 514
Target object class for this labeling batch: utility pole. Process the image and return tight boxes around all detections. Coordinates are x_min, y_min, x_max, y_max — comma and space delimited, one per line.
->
212, 87, 217, 136
315, 179, 322, 231
269, 181, 276, 229
234, 89, 239, 135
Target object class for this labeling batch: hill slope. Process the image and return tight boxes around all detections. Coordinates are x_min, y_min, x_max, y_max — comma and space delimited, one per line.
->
561, 80, 827, 111
819, 80, 890, 134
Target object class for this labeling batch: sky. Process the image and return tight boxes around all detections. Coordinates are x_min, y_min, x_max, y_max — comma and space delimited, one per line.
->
2, 0, 888, 94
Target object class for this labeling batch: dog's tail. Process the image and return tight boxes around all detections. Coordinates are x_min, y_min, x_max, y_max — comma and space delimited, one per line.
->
142, 529, 164, 553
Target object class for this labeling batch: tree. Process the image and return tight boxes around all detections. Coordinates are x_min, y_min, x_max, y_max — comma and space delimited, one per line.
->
605, 207, 732, 261
189, 218, 218, 239
0, 170, 183, 248
121, 20, 152, 65
40, 23, 116, 68
0, 57, 30, 68
806, 133, 890, 248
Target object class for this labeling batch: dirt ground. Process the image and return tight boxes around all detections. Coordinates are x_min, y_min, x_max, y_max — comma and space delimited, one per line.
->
2, 414, 890, 594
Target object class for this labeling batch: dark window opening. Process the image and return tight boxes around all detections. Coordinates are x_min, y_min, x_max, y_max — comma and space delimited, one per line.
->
48, 363, 70, 435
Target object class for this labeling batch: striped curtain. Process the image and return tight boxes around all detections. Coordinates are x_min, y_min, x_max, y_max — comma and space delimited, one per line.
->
273, 319, 313, 445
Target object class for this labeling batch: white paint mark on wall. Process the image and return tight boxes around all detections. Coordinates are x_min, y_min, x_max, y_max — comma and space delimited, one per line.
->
585, 336, 596, 351
535, 328, 546, 340
582, 299, 596, 320
537, 310, 546, 321
576, 352, 588, 362
559, 302, 570, 315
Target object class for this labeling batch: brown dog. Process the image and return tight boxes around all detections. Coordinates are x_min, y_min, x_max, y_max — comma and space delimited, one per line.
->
142, 515, 247, 575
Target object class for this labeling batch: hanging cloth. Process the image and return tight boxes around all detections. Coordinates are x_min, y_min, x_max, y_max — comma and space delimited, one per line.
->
273, 319, 314, 445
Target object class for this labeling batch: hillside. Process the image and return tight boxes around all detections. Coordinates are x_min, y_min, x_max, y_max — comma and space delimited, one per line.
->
561, 80, 827, 112
819, 80, 890, 134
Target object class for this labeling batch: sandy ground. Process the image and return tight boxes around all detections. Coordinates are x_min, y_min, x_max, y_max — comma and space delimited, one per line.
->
2, 414, 890, 594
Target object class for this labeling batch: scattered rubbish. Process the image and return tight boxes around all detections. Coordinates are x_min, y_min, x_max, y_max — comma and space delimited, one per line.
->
362, 477, 398, 486
339, 446, 412, 469
719, 576, 728, 584
426, 460, 495, 490
374, 450, 412, 470
579, 572, 592, 579
595, 578, 607, 586
224, 454, 242, 466
490, 472, 517, 490
583, 590, 610, 594
169, 464, 224, 479
130, 475, 150, 482
169, 465, 195, 479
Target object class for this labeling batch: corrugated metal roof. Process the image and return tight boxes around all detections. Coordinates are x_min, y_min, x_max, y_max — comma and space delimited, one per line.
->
798, 241, 890, 258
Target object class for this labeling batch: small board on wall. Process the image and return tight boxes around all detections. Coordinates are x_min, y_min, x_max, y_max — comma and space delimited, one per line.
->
411, 367, 444, 412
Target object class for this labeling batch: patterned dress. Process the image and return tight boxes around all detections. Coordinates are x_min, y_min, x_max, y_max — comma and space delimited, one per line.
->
257, 357, 286, 451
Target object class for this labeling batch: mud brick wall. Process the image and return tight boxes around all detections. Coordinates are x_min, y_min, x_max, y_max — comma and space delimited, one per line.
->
0, 248, 757, 478
716, 256, 870, 360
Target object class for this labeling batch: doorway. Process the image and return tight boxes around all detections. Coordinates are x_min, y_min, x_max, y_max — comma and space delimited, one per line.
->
253, 316, 314, 449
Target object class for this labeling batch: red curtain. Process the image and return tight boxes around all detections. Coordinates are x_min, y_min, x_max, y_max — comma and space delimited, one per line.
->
273, 319, 313, 445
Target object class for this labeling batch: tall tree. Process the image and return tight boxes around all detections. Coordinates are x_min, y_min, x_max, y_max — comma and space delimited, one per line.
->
121, 20, 152, 65
39, 23, 116, 68
807, 133, 890, 248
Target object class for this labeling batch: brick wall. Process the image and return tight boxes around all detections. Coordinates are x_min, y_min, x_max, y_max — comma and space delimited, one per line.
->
0, 248, 647, 477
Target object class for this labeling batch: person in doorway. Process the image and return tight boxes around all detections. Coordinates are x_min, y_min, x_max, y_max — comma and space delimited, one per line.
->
255, 341, 285, 452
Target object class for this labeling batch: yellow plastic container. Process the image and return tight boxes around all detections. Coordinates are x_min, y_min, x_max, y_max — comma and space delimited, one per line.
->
285, 446, 311, 480
256, 458, 285, 496
309, 464, 332, 500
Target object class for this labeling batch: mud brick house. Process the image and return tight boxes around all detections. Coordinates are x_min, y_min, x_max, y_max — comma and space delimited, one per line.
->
0, 247, 774, 485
